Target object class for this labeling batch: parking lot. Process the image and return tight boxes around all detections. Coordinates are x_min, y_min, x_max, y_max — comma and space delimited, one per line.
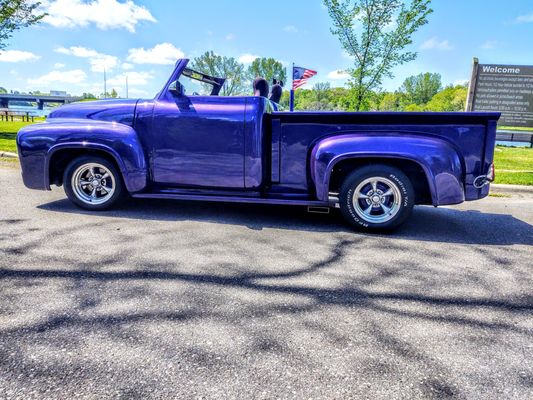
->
1, 166, 532, 399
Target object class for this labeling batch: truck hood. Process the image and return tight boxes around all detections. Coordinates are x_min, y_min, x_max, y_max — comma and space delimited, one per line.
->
48, 98, 140, 126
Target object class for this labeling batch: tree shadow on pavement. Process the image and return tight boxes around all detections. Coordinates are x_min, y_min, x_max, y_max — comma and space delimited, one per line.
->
1, 220, 532, 398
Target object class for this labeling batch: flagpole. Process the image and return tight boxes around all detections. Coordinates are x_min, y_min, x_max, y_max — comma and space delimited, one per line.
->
290, 63, 295, 112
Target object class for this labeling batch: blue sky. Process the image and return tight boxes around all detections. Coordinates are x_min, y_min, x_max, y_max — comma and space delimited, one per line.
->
1, 0, 532, 97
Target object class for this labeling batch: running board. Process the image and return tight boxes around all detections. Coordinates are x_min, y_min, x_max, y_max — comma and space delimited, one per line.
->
131, 192, 329, 207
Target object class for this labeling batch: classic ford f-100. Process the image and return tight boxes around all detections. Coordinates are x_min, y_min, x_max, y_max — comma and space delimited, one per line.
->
17, 59, 499, 231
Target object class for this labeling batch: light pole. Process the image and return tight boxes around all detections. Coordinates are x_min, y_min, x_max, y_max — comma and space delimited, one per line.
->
104, 67, 107, 98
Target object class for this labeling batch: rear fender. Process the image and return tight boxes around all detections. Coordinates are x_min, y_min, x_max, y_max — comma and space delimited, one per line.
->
310, 133, 465, 206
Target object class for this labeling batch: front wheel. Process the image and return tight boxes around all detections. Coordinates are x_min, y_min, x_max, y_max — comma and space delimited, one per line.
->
339, 165, 415, 232
63, 156, 124, 211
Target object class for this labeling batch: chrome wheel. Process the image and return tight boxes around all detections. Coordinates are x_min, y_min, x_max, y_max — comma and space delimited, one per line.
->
71, 163, 116, 205
352, 177, 402, 224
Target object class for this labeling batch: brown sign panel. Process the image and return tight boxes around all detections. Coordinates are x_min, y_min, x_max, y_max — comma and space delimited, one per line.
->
472, 63, 533, 127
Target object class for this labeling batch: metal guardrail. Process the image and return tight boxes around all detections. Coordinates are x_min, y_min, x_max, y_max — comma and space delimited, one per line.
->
496, 130, 533, 148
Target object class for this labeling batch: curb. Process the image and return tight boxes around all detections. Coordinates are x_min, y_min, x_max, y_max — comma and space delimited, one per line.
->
491, 184, 533, 194
0, 151, 18, 159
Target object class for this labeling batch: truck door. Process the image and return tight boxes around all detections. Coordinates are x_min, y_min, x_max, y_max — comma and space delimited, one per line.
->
148, 91, 246, 189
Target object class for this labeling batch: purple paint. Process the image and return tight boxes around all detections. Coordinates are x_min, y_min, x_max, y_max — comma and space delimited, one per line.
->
17, 59, 500, 214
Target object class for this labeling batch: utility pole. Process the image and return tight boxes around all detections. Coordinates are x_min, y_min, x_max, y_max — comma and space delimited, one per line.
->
126, 75, 129, 98
104, 67, 107, 98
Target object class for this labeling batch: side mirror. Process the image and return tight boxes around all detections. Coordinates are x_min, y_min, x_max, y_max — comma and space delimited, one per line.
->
169, 81, 185, 96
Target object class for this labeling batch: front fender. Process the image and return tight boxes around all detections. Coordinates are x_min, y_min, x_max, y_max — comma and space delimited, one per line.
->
17, 118, 147, 193
310, 133, 465, 206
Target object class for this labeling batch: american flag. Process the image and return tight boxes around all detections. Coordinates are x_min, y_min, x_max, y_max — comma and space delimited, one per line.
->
292, 66, 317, 90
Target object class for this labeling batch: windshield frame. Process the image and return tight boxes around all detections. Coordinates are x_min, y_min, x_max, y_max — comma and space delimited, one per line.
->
156, 59, 227, 99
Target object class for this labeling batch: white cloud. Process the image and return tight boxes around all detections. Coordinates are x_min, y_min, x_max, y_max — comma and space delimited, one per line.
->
283, 25, 298, 33
516, 13, 533, 23
28, 69, 87, 85
342, 51, 352, 59
127, 87, 149, 96
53, 62, 66, 68
0, 50, 40, 63
121, 62, 134, 70
420, 37, 453, 51
127, 43, 184, 65
225, 33, 236, 41
238, 53, 259, 64
481, 40, 497, 50
40, 0, 156, 32
55, 46, 118, 72
107, 71, 153, 86
328, 70, 350, 80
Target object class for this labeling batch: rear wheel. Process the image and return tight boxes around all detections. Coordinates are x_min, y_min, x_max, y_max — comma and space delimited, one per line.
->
63, 156, 124, 211
339, 165, 414, 232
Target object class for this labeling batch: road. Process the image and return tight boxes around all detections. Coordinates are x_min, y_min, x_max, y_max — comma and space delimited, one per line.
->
1, 166, 532, 399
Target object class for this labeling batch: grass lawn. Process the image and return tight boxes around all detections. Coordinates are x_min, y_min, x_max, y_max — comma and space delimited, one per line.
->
499, 126, 533, 132
494, 146, 533, 185
1, 119, 532, 185
0, 119, 44, 153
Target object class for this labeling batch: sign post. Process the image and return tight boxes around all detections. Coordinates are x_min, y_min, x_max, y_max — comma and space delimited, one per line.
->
465, 58, 479, 112
468, 61, 533, 128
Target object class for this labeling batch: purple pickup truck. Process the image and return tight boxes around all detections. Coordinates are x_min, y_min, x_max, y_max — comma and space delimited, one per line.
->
17, 59, 499, 231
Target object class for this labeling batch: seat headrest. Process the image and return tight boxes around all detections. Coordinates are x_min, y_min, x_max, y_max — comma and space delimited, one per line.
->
269, 79, 283, 103
253, 77, 269, 98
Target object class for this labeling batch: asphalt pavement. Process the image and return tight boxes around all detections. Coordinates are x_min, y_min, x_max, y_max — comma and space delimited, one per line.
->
1, 166, 532, 399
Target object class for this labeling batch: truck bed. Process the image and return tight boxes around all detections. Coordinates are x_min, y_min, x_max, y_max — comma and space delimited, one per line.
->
268, 111, 500, 202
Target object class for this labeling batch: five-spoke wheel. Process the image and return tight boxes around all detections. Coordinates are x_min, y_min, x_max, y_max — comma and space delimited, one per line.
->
64, 156, 124, 210
339, 165, 414, 232
353, 177, 402, 224
71, 163, 116, 205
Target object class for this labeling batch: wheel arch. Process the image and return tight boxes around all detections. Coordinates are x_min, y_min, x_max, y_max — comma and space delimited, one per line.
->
46, 143, 147, 193
328, 157, 433, 205
48, 146, 123, 187
310, 134, 465, 206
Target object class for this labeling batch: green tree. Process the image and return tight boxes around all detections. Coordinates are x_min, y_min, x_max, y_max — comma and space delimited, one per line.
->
314, 82, 331, 103
297, 83, 334, 111
0, 86, 7, 93
400, 72, 441, 105
323, 0, 432, 111
288, 84, 352, 111
0, 0, 45, 49
82, 92, 97, 99
247, 57, 287, 86
378, 92, 403, 111
110, 88, 118, 98
190, 51, 247, 96
425, 84, 467, 112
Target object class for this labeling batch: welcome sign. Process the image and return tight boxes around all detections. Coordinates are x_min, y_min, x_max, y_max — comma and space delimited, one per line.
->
467, 61, 533, 128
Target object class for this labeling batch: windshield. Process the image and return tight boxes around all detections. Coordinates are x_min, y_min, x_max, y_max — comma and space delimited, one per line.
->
178, 68, 225, 96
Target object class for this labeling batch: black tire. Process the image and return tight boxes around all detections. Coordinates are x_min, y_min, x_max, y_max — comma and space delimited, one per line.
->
339, 164, 415, 232
63, 156, 125, 211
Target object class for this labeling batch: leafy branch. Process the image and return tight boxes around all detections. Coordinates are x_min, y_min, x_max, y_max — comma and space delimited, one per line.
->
324, 0, 432, 111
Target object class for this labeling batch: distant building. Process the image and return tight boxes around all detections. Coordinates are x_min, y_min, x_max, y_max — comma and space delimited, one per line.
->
50, 90, 68, 96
